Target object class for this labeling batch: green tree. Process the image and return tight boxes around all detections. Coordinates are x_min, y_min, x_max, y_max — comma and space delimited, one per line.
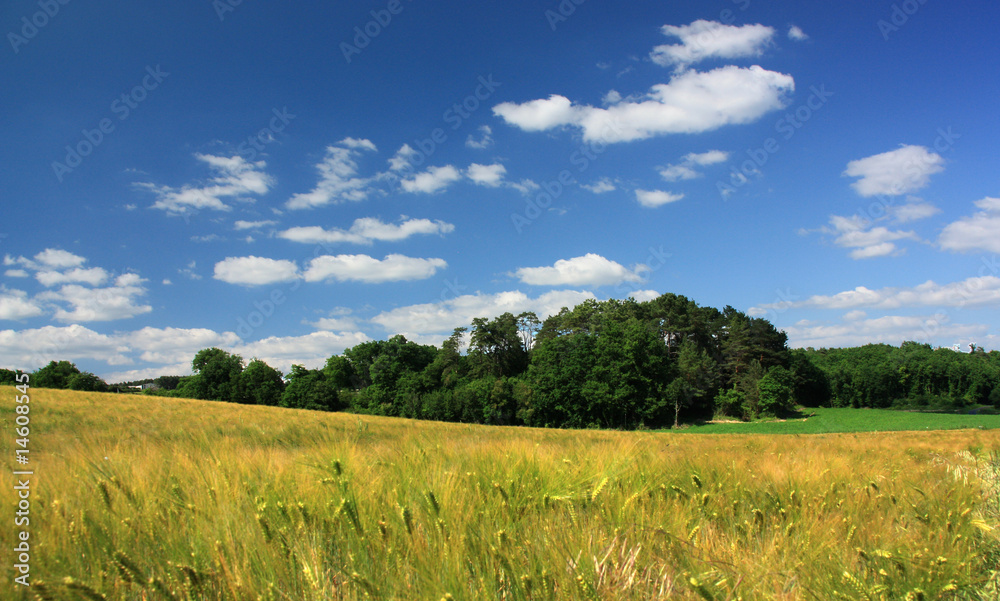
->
469, 313, 529, 378
191, 348, 244, 402
757, 366, 795, 417
238, 359, 284, 405
281, 365, 341, 412
67, 371, 109, 392
32, 360, 82, 389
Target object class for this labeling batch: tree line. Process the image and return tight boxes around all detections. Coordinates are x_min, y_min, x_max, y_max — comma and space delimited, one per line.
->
143, 294, 809, 428
5, 293, 997, 427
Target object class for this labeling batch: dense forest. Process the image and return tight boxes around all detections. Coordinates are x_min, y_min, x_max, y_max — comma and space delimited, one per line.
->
4, 293, 998, 428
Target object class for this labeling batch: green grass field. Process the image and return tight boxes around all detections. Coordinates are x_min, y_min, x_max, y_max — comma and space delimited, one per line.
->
3, 386, 1000, 600
677, 407, 1000, 434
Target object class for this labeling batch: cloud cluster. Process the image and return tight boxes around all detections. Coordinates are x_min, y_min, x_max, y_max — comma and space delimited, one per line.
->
658, 149, 729, 182
286, 138, 380, 209
751, 275, 1000, 314
2, 249, 151, 322
821, 215, 919, 259
494, 65, 794, 144
140, 154, 273, 214
278, 217, 455, 245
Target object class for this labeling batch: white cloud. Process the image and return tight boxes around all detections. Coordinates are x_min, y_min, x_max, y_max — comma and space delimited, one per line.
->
179, 261, 202, 280
278, 217, 455, 245
636, 189, 684, 207
400, 165, 462, 194
6, 248, 86, 271
939, 196, 1000, 253
494, 66, 793, 143
308, 315, 360, 332
0, 288, 45, 320
0, 325, 132, 370
650, 20, 776, 71
35, 267, 109, 287
303, 254, 447, 283
38, 273, 152, 322
126, 327, 241, 364
788, 25, 808, 41
602, 90, 623, 105
213, 256, 300, 286
143, 154, 273, 214
466, 163, 507, 187
823, 214, 919, 259
581, 178, 616, 194
751, 276, 1000, 315
658, 150, 729, 182
890, 200, 940, 223
5, 270, 29, 278
231, 331, 371, 373
783, 314, 989, 350
514, 254, 647, 287
286, 139, 378, 209
843, 145, 945, 197
465, 125, 494, 149
387, 144, 419, 171
234, 220, 278, 230
683, 150, 729, 166
370, 289, 599, 337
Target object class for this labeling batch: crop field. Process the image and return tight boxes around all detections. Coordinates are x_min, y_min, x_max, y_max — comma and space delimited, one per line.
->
2, 386, 1000, 600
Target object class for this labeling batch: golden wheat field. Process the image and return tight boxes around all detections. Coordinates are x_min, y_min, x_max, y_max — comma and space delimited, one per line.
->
2, 386, 999, 600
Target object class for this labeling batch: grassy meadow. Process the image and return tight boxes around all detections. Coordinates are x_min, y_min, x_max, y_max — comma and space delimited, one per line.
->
3, 386, 1000, 600
678, 407, 1000, 435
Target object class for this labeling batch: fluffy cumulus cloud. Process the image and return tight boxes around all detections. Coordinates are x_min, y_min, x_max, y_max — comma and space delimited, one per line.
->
213, 256, 300, 286
0, 287, 45, 320
890, 200, 941, 223
939, 197, 1000, 253
650, 20, 776, 71
822, 215, 919, 259
286, 139, 379, 209
659, 149, 729, 181
370, 289, 600, 337
783, 314, 989, 350
0, 325, 133, 370
494, 66, 794, 143
303, 254, 446, 283
126, 327, 242, 364
843, 145, 945, 197
140, 154, 272, 214
750, 275, 1000, 315
513, 254, 647, 287
38, 273, 152, 323
400, 165, 462, 194
279, 217, 455, 245
465, 163, 507, 187
635, 189, 684, 208
3, 250, 153, 322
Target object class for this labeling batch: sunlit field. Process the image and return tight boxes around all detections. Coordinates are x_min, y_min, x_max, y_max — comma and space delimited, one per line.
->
3, 386, 999, 600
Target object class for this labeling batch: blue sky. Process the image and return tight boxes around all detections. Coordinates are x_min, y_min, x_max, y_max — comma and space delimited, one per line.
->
2, 0, 999, 381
